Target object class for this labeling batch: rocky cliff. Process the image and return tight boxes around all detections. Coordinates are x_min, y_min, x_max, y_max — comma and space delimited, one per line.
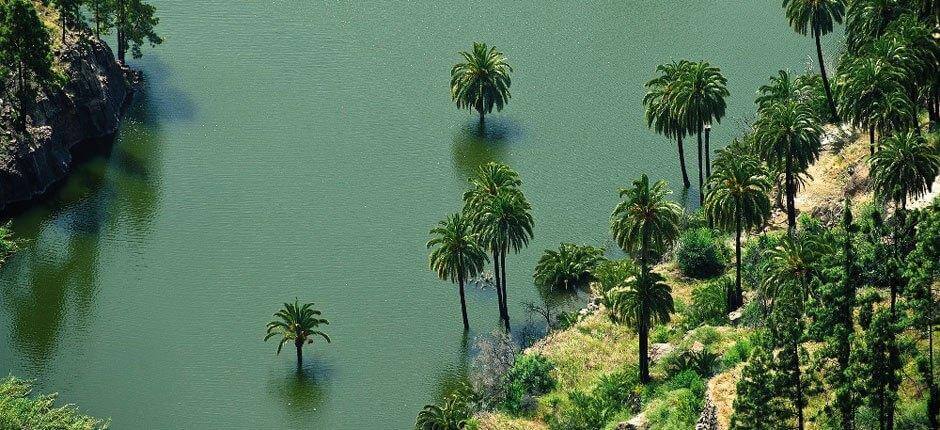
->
0, 36, 136, 211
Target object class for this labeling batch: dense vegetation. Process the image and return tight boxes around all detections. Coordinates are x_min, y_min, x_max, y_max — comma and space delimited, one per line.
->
421, 0, 939, 428
0, 376, 106, 429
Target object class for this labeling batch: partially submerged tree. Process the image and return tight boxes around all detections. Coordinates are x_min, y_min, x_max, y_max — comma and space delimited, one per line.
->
450, 42, 512, 123
264, 300, 331, 367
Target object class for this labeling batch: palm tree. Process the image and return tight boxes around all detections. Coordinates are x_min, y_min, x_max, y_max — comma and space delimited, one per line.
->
754, 99, 822, 232
450, 42, 513, 123
264, 300, 331, 367
673, 61, 729, 204
533, 243, 606, 291
870, 131, 940, 211
611, 174, 683, 272
645, 61, 693, 188
414, 395, 471, 430
607, 269, 674, 383
782, 0, 845, 119
705, 145, 772, 309
428, 213, 490, 331
845, 0, 914, 54
836, 53, 914, 156
477, 189, 534, 331
463, 163, 525, 328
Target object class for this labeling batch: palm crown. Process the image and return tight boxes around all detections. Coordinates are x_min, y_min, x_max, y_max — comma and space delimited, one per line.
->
705, 148, 773, 233
450, 42, 513, 121
784, 0, 845, 36
533, 243, 606, 291
673, 61, 729, 133
611, 174, 683, 269
428, 213, 489, 285
836, 55, 914, 146
264, 300, 330, 364
644, 60, 693, 188
869, 131, 940, 209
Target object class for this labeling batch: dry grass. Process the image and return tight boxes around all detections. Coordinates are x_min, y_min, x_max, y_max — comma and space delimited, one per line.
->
708, 365, 742, 430
475, 412, 549, 430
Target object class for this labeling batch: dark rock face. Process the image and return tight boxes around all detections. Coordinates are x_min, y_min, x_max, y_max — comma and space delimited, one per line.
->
0, 37, 134, 211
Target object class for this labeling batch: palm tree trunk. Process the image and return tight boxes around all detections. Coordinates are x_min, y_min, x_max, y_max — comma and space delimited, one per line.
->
796, 341, 805, 430
815, 26, 838, 121
479, 110, 485, 124
295, 341, 303, 367
734, 204, 742, 310
639, 316, 650, 384
785, 151, 797, 233
677, 136, 691, 188
492, 249, 504, 325
869, 126, 875, 156
500, 249, 510, 332
697, 126, 704, 206
704, 125, 712, 180
458, 272, 470, 331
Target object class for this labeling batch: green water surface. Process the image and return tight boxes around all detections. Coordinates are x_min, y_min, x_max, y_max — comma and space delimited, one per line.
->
0, 1, 834, 428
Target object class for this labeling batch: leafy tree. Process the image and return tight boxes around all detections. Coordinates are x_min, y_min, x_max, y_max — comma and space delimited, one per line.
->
0, 0, 55, 130
869, 131, 940, 210
0, 376, 107, 429
731, 338, 789, 430
644, 60, 693, 188
428, 213, 489, 331
87, 0, 115, 39
450, 42, 512, 123
607, 269, 674, 384
858, 308, 902, 430
673, 62, 729, 203
415, 395, 471, 430
705, 144, 772, 309
264, 300, 331, 367
905, 205, 940, 428
836, 54, 913, 155
769, 282, 810, 430
51, 0, 84, 44
754, 99, 822, 232
114, 0, 162, 62
782, 0, 844, 118
611, 174, 683, 273
533, 243, 605, 291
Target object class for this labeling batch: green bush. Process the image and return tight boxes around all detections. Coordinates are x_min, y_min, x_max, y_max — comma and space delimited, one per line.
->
675, 228, 728, 279
645, 388, 704, 430
740, 232, 783, 292
685, 276, 731, 328
546, 366, 641, 430
0, 377, 106, 429
502, 354, 556, 415
721, 337, 754, 368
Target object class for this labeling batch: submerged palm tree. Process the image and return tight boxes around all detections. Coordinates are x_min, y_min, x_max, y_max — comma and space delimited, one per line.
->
611, 174, 683, 271
477, 189, 534, 331
414, 395, 471, 430
451, 42, 513, 123
463, 162, 527, 329
870, 131, 940, 210
754, 99, 821, 232
782, 0, 845, 119
264, 300, 331, 367
673, 61, 729, 204
428, 213, 489, 331
533, 243, 606, 291
607, 269, 674, 384
645, 61, 692, 188
705, 145, 772, 309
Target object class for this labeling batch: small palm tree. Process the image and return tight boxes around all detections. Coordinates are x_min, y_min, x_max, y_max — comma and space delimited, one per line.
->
754, 99, 822, 232
644, 61, 693, 188
414, 395, 471, 430
782, 0, 845, 119
463, 162, 526, 329
611, 174, 683, 271
533, 243, 606, 291
451, 42, 513, 123
836, 55, 913, 155
673, 61, 729, 203
607, 270, 674, 383
477, 189, 534, 331
428, 213, 490, 331
870, 131, 940, 210
705, 145, 772, 309
264, 300, 331, 367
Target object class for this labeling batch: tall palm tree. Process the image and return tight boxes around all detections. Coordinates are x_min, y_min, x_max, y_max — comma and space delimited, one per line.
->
428, 213, 490, 331
673, 61, 729, 204
644, 61, 692, 188
477, 189, 534, 331
264, 300, 331, 367
763, 234, 821, 430
414, 395, 471, 430
867, 18, 939, 129
607, 269, 674, 383
836, 55, 913, 156
450, 42, 513, 123
845, 0, 914, 54
870, 131, 940, 210
705, 145, 772, 309
754, 99, 822, 232
463, 163, 524, 328
782, 0, 845, 119
611, 174, 683, 272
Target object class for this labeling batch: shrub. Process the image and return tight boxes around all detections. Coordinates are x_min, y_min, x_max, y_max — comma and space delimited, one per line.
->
675, 228, 728, 279
685, 276, 731, 328
534, 243, 607, 291
546, 366, 641, 430
645, 388, 705, 430
661, 369, 707, 399
740, 232, 783, 292
469, 330, 517, 409
687, 325, 721, 347
0, 377, 106, 429
502, 354, 557, 415
663, 346, 720, 378
721, 337, 754, 368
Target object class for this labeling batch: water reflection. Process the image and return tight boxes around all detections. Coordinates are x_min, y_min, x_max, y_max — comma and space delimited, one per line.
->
268, 363, 330, 416
432, 332, 471, 402
450, 117, 523, 180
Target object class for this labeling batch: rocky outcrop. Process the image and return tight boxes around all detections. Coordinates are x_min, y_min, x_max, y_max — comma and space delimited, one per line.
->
0, 36, 136, 211
696, 394, 719, 430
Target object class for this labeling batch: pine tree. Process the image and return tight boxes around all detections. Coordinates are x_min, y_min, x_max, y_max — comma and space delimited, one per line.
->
731, 337, 789, 430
